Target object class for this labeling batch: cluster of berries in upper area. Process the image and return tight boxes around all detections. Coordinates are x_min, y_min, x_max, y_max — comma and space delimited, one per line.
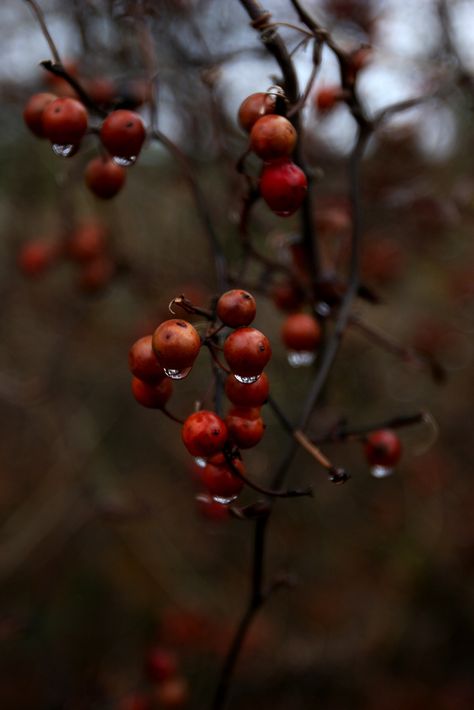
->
238, 90, 307, 217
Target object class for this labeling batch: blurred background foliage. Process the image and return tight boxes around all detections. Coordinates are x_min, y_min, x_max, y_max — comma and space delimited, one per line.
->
1, 0, 474, 708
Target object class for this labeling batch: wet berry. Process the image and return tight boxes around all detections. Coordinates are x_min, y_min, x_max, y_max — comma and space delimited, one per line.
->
196, 493, 230, 521
85, 156, 126, 199
200, 457, 245, 499
224, 372, 269, 407
216, 289, 256, 328
152, 319, 201, 371
129, 335, 166, 382
100, 109, 146, 160
182, 410, 228, 457
42, 97, 88, 145
131, 376, 173, 409
226, 406, 265, 449
224, 327, 271, 378
364, 430, 402, 467
281, 313, 322, 351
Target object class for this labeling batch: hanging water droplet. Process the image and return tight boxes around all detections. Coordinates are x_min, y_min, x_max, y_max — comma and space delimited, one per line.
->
112, 155, 137, 167
233, 373, 260, 384
52, 143, 75, 158
370, 465, 394, 479
163, 367, 191, 380
316, 301, 331, 317
212, 495, 237, 505
194, 457, 207, 468
287, 351, 315, 367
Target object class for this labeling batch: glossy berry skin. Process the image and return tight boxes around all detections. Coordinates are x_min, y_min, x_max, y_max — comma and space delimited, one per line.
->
42, 97, 88, 145
100, 110, 146, 159
146, 647, 178, 682
226, 407, 265, 449
224, 327, 271, 378
129, 335, 165, 382
67, 222, 107, 262
224, 371, 269, 407
216, 289, 256, 328
250, 115, 297, 161
131, 376, 173, 409
196, 493, 230, 521
23, 93, 57, 138
17, 240, 57, 277
238, 92, 276, 133
152, 319, 201, 371
281, 313, 322, 351
364, 430, 402, 467
182, 411, 228, 457
259, 160, 307, 217
316, 86, 342, 112
85, 157, 126, 199
200, 457, 244, 499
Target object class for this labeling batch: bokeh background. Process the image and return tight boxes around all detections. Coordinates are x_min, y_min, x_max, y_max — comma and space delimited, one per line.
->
1, 0, 474, 708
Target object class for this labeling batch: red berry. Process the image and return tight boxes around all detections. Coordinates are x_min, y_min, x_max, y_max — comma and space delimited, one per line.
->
129, 335, 166, 382
78, 256, 115, 292
84, 77, 117, 106
216, 289, 256, 328
281, 313, 321, 351
226, 406, 265, 449
42, 97, 88, 145
200, 457, 245, 499
17, 240, 58, 277
250, 115, 297, 161
182, 411, 227, 457
259, 160, 307, 217
131, 376, 173, 409
23, 93, 57, 138
154, 677, 189, 709
152, 319, 201, 373
196, 493, 230, 521
224, 372, 269, 407
67, 222, 107, 262
238, 92, 276, 133
146, 647, 178, 682
315, 86, 343, 113
85, 157, 126, 199
224, 327, 271, 378
100, 110, 146, 160
271, 281, 305, 312
364, 430, 402, 467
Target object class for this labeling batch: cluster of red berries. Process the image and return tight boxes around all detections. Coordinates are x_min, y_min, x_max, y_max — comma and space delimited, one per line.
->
118, 645, 188, 710
23, 89, 147, 199
238, 90, 308, 217
129, 290, 271, 506
18, 220, 116, 292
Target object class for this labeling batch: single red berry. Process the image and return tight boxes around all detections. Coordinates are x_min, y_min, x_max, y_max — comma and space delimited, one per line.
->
153, 676, 189, 709
250, 115, 297, 161
315, 86, 343, 113
182, 410, 227, 457
42, 97, 88, 145
23, 93, 57, 138
78, 255, 115, 292
85, 157, 126, 199
152, 319, 201, 373
146, 647, 178, 683
271, 281, 305, 312
129, 335, 166, 382
67, 222, 107, 262
226, 406, 265, 449
100, 110, 146, 160
259, 160, 307, 217
84, 77, 117, 106
238, 92, 276, 133
224, 371, 269, 407
200, 457, 245, 500
216, 289, 256, 328
196, 493, 230, 521
131, 376, 173, 409
17, 240, 58, 277
281, 313, 322, 351
224, 327, 271, 379
364, 430, 402, 467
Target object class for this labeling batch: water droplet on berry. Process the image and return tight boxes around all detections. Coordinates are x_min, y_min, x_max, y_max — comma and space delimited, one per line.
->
194, 457, 207, 468
287, 351, 315, 367
233, 374, 261, 384
212, 495, 237, 505
112, 155, 137, 167
163, 367, 191, 380
316, 302, 331, 317
370, 465, 394, 479
275, 210, 292, 217
52, 143, 75, 158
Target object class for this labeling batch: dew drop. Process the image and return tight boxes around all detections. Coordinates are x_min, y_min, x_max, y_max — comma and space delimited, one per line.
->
52, 143, 75, 158
370, 465, 394, 479
112, 155, 137, 167
163, 367, 191, 380
316, 301, 331, 317
233, 373, 261, 384
212, 495, 237, 505
287, 351, 315, 367
194, 457, 207, 468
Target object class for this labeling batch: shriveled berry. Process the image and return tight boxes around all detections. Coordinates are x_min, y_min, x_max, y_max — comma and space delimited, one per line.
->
131, 376, 173, 409
224, 372, 269, 407
238, 92, 276, 133
42, 97, 88, 145
23, 92, 57, 138
146, 647, 178, 682
259, 160, 307, 217
152, 319, 201, 371
100, 109, 146, 159
224, 327, 271, 378
364, 430, 402, 467
200, 457, 245, 499
85, 157, 126, 199
129, 335, 165, 382
226, 407, 265, 449
250, 115, 297, 161
281, 313, 321, 351
182, 410, 227, 457
216, 289, 256, 328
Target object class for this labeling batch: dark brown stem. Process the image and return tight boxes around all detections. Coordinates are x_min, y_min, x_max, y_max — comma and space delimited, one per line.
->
24, 0, 61, 64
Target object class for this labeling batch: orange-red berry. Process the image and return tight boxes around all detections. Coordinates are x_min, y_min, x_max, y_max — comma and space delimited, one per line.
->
85, 157, 126, 199
128, 335, 166, 382
67, 222, 107, 262
23, 92, 57, 138
315, 86, 343, 113
42, 97, 88, 145
364, 430, 402, 467
152, 319, 201, 372
270, 281, 305, 312
250, 115, 297, 161
281, 313, 321, 351
238, 92, 276, 133
182, 410, 227, 457
200, 457, 244, 499
224, 371, 269, 407
226, 406, 265, 449
100, 110, 146, 160
131, 376, 173, 409
224, 327, 271, 378
216, 290, 256, 328
17, 240, 58, 277
259, 160, 307, 217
